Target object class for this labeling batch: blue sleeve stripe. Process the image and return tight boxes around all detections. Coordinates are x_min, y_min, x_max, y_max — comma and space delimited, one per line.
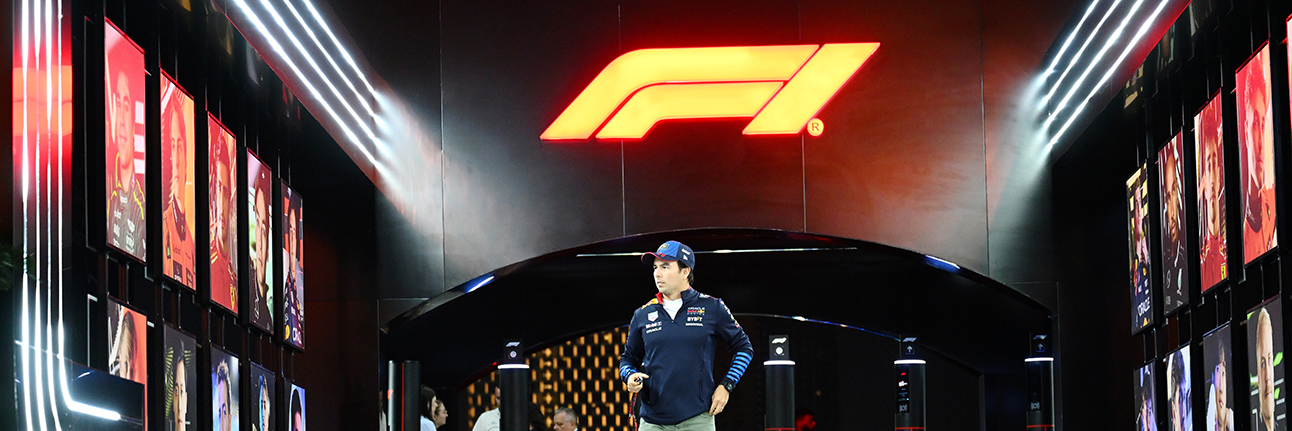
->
732, 362, 748, 372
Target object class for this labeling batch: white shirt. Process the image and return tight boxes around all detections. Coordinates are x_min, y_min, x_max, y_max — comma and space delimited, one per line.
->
473, 409, 500, 431
663, 297, 682, 319
422, 416, 437, 431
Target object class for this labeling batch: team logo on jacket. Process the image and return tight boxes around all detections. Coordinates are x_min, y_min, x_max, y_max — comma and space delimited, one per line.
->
648, 311, 658, 321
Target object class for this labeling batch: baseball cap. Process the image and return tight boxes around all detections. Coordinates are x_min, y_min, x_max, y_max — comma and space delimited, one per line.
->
642, 240, 696, 269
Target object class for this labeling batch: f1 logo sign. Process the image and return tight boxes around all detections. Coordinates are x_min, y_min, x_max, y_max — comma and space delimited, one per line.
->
540, 43, 879, 141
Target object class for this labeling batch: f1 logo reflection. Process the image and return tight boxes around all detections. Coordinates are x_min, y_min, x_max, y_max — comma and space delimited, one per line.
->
540, 43, 879, 140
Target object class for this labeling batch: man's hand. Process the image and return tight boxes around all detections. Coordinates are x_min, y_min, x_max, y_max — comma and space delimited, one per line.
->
709, 386, 729, 415
626, 373, 649, 393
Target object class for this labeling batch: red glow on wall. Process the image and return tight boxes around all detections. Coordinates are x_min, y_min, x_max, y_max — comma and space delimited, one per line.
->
540, 43, 879, 141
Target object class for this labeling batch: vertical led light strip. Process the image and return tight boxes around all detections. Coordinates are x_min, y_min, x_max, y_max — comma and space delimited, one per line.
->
16, 0, 122, 428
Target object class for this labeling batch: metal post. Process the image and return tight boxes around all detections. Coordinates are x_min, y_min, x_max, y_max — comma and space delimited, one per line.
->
500, 340, 530, 431
765, 335, 795, 431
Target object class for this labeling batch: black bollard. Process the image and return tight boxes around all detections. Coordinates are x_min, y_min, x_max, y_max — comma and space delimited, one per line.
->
388, 360, 421, 431
500, 340, 530, 431
895, 337, 925, 431
765, 335, 795, 431
1026, 335, 1054, 430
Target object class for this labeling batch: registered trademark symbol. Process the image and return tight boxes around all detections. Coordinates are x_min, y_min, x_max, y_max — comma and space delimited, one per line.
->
807, 118, 824, 137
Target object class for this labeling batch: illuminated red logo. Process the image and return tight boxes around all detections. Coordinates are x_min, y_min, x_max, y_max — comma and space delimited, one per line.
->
541, 43, 879, 141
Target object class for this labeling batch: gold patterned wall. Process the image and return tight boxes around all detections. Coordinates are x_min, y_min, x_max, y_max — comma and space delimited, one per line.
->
464, 327, 633, 431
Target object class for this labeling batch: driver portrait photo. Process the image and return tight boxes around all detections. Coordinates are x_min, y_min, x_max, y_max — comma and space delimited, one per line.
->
161, 74, 196, 289
1248, 298, 1285, 431
104, 20, 146, 261
1195, 94, 1227, 291
209, 116, 239, 314
1237, 44, 1277, 264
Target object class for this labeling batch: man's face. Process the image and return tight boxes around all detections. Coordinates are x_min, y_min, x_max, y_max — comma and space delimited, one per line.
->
1165, 158, 1180, 239
217, 379, 231, 431
260, 385, 271, 430
1259, 314, 1276, 426
288, 211, 299, 257
552, 412, 576, 431
168, 109, 187, 203
112, 72, 135, 178
174, 359, 188, 430
214, 157, 230, 232
1171, 383, 1184, 431
652, 258, 688, 295
254, 189, 269, 275
1202, 142, 1221, 233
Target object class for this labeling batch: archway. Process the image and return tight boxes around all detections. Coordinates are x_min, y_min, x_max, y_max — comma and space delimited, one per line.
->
382, 228, 1052, 430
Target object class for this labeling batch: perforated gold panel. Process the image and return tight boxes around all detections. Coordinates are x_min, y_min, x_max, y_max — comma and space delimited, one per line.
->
465, 327, 632, 431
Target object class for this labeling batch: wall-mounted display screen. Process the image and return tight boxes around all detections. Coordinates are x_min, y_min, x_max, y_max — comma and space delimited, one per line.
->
162, 73, 196, 289
289, 384, 306, 431
107, 299, 147, 428
1166, 346, 1192, 431
249, 363, 275, 431
1159, 133, 1188, 313
282, 184, 304, 349
209, 115, 239, 315
1204, 324, 1233, 431
1129, 164, 1154, 333
107, 299, 147, 387
212, 347, 241, 431
1195, 93, 1227, 292
163, 325, 196, 431
1248, 297, 1285, 431
104, 19, 146, 261
1137, 362, 1158, 431
248, 151, 274, 332
1237, 44, 1277, 264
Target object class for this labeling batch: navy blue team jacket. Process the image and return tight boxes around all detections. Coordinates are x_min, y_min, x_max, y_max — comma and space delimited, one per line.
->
618, 288, 755, 425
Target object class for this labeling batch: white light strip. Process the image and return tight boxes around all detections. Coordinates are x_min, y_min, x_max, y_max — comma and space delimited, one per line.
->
1041, 0, 1123, 104
1046, 0, 1102, 74
280, 0, 375, 117
21, 0, 35, 426
1025, 357, 1055, 362
894, 359, 927, 365
498, 364, 531, 370
228, 0, 378, 165
34, 1, 48, 426
1047, 0, 1171, 148
1044, 0, 1149, 128
299, 0, 378, 96
255, 0, 378, 143
764, 360, 796, 366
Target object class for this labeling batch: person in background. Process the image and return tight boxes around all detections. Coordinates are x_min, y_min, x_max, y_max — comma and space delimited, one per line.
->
551, 407, 578, 431
422, 386, 438, 431
527, 405, 547, 431
471, 386, 501, 431
434, 398, 449, 430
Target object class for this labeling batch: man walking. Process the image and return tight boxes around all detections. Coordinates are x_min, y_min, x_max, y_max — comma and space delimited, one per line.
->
620, 240, 755, 431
